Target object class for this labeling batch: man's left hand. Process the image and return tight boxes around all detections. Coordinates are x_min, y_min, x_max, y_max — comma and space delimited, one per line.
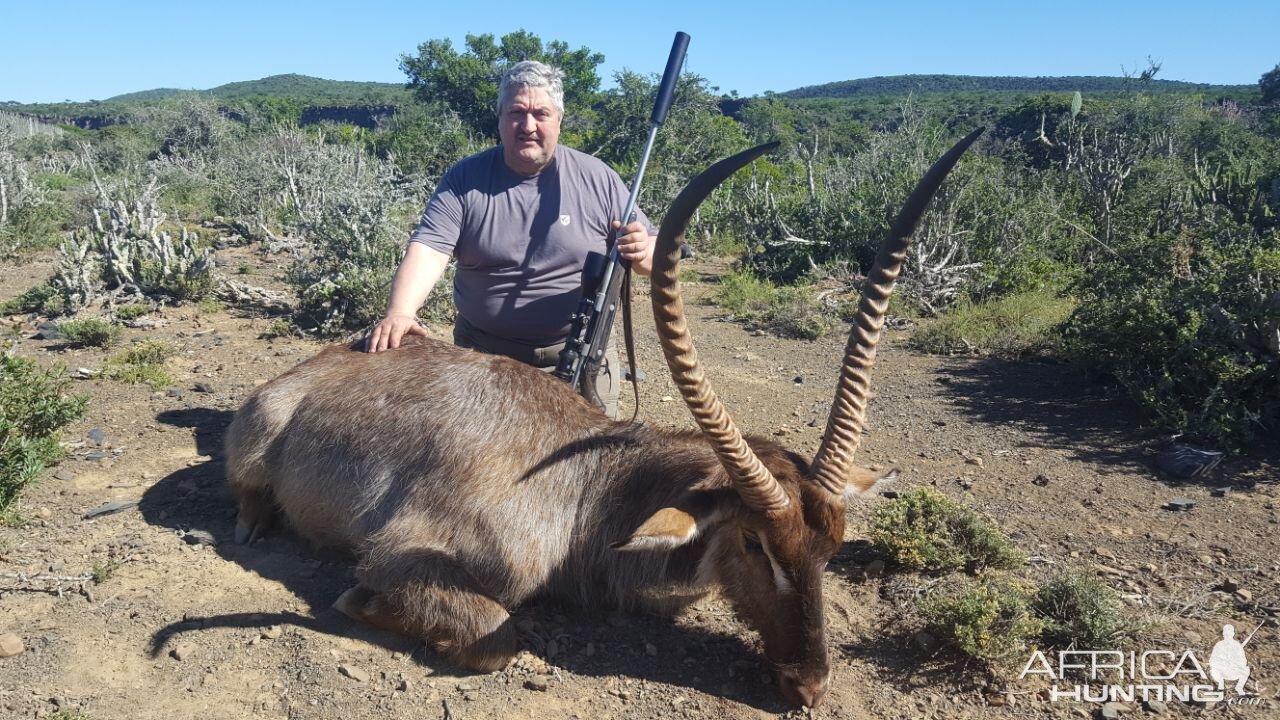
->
612, 220, 655, 276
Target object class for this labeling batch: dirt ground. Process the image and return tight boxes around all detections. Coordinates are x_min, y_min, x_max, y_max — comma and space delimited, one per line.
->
1, 247, 1278, 720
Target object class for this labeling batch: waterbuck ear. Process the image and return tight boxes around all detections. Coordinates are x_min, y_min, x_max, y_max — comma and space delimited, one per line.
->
612, 494, 728, 552
844, 467, 898, 502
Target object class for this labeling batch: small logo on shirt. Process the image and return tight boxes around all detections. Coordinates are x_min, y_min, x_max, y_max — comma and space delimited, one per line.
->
559, 214, 571, 226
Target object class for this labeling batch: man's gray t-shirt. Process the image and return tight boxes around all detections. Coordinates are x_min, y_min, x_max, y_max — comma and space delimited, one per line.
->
409, 146, 655, 345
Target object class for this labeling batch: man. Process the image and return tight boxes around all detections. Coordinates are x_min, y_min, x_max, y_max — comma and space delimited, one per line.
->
365, 60, 656, 419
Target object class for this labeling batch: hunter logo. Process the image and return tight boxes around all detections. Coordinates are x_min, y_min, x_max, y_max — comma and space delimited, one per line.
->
559, 214, 571, 226
1021, 622, 1265, 706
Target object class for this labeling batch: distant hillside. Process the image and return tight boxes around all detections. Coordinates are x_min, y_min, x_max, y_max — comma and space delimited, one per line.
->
782, 74, 1254, 99
103, 74, 409, 104
104, 87, 193, 103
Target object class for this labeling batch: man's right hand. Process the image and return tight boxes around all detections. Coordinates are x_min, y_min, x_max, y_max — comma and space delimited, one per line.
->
364, 314, 428, 353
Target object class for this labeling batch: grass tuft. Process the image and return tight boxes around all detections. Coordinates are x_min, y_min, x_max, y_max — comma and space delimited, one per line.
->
908, 290, 1075, 357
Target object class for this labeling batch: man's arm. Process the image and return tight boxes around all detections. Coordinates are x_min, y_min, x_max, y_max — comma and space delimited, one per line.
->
364, 243, 452, 352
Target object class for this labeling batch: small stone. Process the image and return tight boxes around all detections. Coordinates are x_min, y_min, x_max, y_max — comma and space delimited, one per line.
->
864, 559, 886, 578
1100, 701, 1130, 719
182, 530, 218, 547
1094, 547, 1118, 562
1235, 589, 1253, 603
1211, 487, 1231, 498
33, 321, 61, 340
87, 429, 107, 446
660, 395, 674, 403
913, 631, 939, 653
965, 456, 984, 467
170, 644, 194, 661
54, 470, 74, 481
1032, 474, 1051, 486
0, 633, 25, 657
1167, 498, 1196, 512
193, 382, 215, 393
261, 626, 283, 640
456, 682, 479, 692
35, 507, 51, 519
83, 500, 138, 519
166, 388, 183, 398
524, 676, 550, 692
397, 679, 410, 692
1218, 577, 1240, 593
339, 665, 369, 682
1143, 699, 1167, 714
645, 642, 658, 657
985, 692, 1007, 706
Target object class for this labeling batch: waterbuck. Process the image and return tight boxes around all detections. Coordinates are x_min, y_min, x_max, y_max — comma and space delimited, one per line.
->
225, 129, 982, 707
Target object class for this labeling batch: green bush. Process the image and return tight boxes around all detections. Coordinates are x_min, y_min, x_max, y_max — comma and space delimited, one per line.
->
56, 318, 121, 347
105, 339, 176, 389
919, 576, 1044, 665
909, 289, 1076, 357
872, 488, 1025, 571
0, 354, 88, 512
1064, 223, 1280, 449
0, 284, 63, 315
1034, 571, 1135, 649
712, 270, 838, 340
113, 303, 151, 321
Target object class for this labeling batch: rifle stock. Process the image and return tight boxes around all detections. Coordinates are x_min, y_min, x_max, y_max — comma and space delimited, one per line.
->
553, 31, 690, 409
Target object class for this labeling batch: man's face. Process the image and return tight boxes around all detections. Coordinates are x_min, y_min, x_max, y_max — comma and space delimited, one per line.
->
499, 85, 561, 176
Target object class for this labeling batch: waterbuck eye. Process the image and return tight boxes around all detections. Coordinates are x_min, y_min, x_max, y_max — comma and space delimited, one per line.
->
742, 532, 765, 555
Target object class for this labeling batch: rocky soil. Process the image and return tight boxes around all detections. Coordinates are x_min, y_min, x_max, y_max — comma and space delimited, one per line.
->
1, 248, 1277, 720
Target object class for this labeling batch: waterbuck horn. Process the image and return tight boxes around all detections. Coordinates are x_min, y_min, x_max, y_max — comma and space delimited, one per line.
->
810, 127, 985, 497
651, 142, 789, 513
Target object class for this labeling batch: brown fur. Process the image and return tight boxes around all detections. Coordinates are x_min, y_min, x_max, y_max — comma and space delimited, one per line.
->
226, 336, 885, 706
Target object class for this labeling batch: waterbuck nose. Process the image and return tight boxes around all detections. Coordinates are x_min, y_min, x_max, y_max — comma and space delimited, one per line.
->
777, 670, 829, 708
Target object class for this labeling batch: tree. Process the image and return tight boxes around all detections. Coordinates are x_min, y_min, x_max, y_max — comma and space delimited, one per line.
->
1261, 63, 1280, 103
399, 30, 604, 138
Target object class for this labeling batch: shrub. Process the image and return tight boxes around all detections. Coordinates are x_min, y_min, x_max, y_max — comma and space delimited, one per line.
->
0, 284, 63, 315
56, 318, 120, 347
1034, 571, 1135, 649
113, 303, 151, 321
908, 289, 1076, 357
105, 339, 176, 389
52, 175, 214, 311
872, 487, 1025, 571
0, 354, 88, 512
919, 576, 1043, 665
712, 270, 838, 340
1063, 223, 1280, 449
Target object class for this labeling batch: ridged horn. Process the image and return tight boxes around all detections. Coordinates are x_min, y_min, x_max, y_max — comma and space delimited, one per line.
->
650, 142, 789, 514
811, 128, 985, 497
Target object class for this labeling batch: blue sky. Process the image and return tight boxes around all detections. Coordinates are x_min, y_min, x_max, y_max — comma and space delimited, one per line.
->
2, 1, 1277, 103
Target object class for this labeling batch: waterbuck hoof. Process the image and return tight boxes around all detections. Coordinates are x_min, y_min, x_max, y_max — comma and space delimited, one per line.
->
234, 517, 267, 545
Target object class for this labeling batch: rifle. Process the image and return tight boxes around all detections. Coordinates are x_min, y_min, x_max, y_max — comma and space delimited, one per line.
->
554, 31, 690, 411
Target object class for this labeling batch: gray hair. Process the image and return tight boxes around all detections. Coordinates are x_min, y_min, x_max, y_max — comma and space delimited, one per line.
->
497, 61, 565, 116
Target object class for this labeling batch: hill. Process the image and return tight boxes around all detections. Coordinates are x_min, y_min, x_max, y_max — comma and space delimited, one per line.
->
781, 74, 1254, 99
103, 73, 409, 104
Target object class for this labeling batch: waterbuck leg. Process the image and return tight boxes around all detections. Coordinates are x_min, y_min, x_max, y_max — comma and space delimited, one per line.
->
233, 487, 275, 544
351, 551, 517, 672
